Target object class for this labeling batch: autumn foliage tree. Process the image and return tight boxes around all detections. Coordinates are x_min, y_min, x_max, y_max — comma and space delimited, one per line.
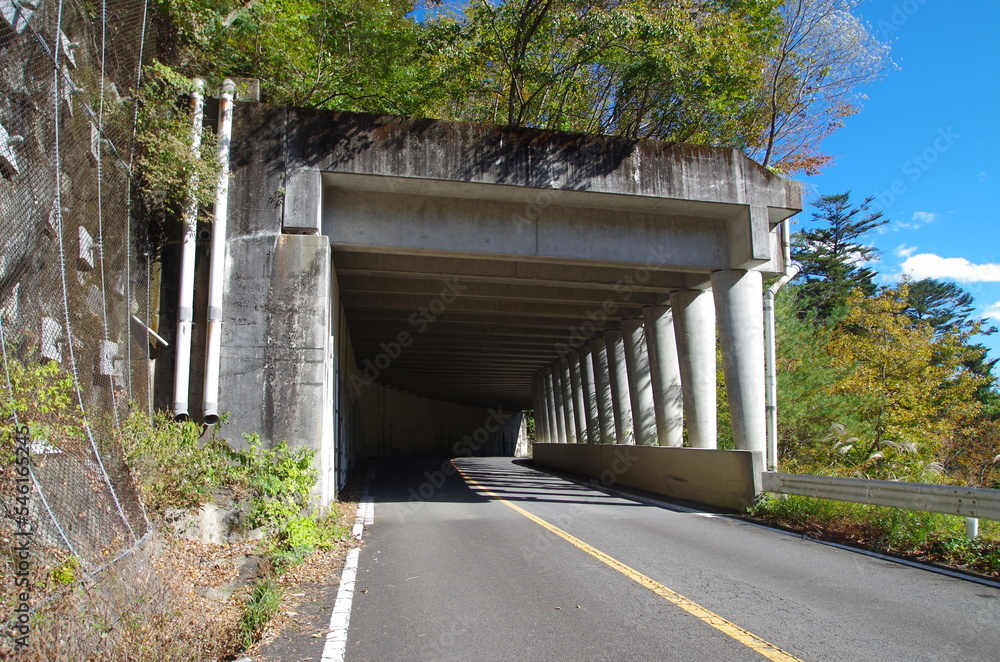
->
746, 0, 894, 174
155, 0, 893, 174
817, 284, 986, 480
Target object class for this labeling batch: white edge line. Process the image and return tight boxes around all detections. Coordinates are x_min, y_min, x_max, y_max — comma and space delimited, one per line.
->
352, 479, 374, 539
528, 463, 1000, 590
320, 547, 360, 662
323, 474, 374, 662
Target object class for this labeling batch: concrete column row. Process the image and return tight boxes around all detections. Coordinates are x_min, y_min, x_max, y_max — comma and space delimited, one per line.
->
530, 269, 765, 453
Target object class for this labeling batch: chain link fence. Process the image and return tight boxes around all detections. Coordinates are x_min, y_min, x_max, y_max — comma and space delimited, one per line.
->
0, 0, 163, 652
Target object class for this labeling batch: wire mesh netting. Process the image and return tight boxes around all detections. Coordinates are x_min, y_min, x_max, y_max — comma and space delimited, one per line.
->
1, 0, 159, 650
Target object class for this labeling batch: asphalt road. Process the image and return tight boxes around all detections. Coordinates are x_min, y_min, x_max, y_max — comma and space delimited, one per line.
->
345, 456, 1000, 662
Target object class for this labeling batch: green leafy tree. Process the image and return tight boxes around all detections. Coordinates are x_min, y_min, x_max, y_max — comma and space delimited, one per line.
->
428, 0, 783, 143
160, 0, 436, 113
903, 278, 980, 335
772, 284, 864, 471
824, 284, 986, 480
791, 191, 887, 320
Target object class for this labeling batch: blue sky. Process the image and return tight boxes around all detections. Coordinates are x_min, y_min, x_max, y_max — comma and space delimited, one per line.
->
803, 0, 1000, 363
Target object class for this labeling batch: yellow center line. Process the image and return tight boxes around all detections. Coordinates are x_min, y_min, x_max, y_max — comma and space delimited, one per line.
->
453, 461, 805, 662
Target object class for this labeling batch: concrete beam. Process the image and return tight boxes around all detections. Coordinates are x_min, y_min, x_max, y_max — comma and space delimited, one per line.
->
542, 367, 559, 445
326, 187, 730, 269
282, 168, 322, 234
340, 293, 646, 319
344, 311, 622, 332
558, 357, 578, 444
569, 352, 589, 444
291, 111, 801, 218
332, 250, 699, 293
338, 275, 663, 307
580, 345, 599, 444
550, 363, 567, 443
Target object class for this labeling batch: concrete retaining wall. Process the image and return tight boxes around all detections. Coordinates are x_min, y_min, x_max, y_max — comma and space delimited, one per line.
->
532, 443, 762, 511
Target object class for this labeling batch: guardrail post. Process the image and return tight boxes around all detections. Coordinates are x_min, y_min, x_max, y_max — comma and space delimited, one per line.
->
965, 517, 979, 540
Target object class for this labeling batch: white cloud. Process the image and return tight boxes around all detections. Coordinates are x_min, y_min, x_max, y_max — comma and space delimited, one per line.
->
901, 253, 1000, 282
896, 211, 938, 231
895, 244, 917, 259
978, 172, 989, 184
987, 301, 1000, 322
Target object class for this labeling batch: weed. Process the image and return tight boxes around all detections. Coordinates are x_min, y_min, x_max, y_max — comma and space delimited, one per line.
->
118, 409, 232, 510
50, 556, 80, 585
0, 342, 85, 469
135, 61, 221, 219
240, 578, 281, 650
269, 509, 350, 571
750, 494, 999, 578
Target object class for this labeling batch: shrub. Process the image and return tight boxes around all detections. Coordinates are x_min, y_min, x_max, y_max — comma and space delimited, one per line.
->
118, 409, 232, 511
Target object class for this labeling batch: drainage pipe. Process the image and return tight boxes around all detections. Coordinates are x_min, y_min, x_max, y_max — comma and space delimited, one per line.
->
764, 218, 799, 472
203, 79, 235, 425
172, 78, 205, 419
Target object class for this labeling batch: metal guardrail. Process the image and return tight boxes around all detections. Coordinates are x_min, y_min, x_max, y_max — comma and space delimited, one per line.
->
762, 472, 1000, 521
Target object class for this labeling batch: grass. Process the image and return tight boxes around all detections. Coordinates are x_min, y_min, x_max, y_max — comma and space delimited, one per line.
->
749, 494, 1000, 579
240, 579, 283, 650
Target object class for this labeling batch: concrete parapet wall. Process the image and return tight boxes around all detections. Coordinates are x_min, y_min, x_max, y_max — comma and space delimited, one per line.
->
532, 443, 762, 511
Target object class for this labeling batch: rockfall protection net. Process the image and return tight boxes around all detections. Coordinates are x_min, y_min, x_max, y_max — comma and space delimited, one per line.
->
1, 0, 156, 643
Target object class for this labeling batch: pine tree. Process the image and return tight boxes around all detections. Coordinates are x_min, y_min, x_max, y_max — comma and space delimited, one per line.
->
791, 191, 887, 319
903, 278, 998, 412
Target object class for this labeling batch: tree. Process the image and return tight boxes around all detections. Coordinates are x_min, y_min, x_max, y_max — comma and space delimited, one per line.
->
746, 0, 893, 174
791, 191, 888, 320
824, 284, 986, 480
773, 283, 865, 471
903, 278, 979, 336
902, 278, 999, 411
427, 0, 783, 143
161, 0, 437, 114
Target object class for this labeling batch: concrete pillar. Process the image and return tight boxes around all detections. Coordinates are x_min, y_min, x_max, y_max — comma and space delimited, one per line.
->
531, 373, 546, 443
558, 356, 578, 443
712, 270, 766, 453
590, 338, 614, 444
580, 345, 599, 444
605, 330, 633, 444
622, 318, 657, 446
542, 367, 559, 445
670, 289, 718, 449
569, 352, 588, 443
644, 306, 684, 447
550, 362, 567, 443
